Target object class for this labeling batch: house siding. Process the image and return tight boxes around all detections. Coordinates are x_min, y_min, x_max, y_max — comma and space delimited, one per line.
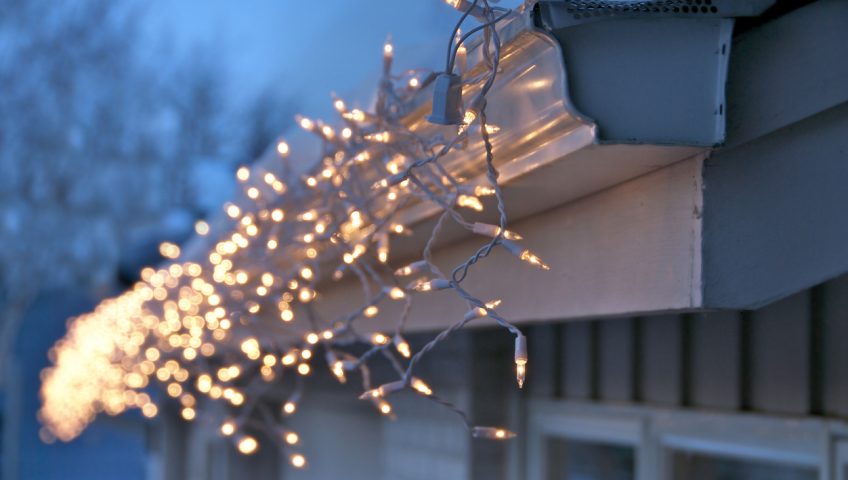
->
539, 273, 848, 419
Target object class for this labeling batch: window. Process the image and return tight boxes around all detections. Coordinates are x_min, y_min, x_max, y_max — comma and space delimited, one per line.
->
836, 441, 848, 480
525, 401, 838, 480
547, 437, 635, 480
668, 450, 816, 480
526, 401, 641, 480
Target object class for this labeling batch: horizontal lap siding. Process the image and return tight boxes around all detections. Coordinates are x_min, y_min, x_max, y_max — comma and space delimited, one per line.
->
823, 275, 848, 417
639, 315, 684, 405
562, 320, 594, 400
748, 291, 811, 414
539, 274, 848, 419
690, 311, 742, 410
598, 318, 634, 402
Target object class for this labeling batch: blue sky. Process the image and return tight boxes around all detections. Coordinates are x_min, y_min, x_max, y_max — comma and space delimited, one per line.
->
138, 0, 475, 121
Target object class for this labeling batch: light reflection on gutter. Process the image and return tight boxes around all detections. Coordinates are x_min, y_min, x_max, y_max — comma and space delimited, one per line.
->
388, 12, 597, 229
182, 11, 597, 264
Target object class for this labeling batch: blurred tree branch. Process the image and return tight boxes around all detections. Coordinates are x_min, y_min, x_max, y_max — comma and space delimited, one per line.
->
0, 0, 295, 375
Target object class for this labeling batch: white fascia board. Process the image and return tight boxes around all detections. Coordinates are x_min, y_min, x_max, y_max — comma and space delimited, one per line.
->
188, 10, 715, 337
310, 154, 705, 332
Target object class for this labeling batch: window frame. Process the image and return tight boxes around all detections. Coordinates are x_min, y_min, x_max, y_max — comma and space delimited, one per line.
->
834, 440, 848, 480
525, 400, 645, 480
524, 399, 848, 480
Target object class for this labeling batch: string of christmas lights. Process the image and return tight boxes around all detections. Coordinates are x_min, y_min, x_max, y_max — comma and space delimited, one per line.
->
39, 0, 547, 468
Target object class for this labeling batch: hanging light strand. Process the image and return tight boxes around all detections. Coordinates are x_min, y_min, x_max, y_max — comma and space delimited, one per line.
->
39, 0, 539, 461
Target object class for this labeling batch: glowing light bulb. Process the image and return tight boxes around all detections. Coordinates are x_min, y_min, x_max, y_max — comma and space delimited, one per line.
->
371, 333, 389, 345
236, 166, 250, 182
300, 267, 313, 280
225, 204, 241, 219
281, 352, 297, 366
290, 453, 307, 469
334, 98, 345, 112
283, 402, 297, 415
276, 140, 289, 156
461, 94, 485, 132
464, 299, 502, 321
363, 305, 379, 318
471, 426, 516, 440
515, 361, 527, 389
142, 404, 158, 418
299, 117, 314, 131
515, 335, 528, 389
395, 260, 428, 277
411, 377, 432, 396
408, 77, 419, 88
298, 288, 315, 303
520, 250, 549, 270
331, 361, 346, 383
378, 400, 393, 416
387, 287, 405, 300
471, 222, 523, 241
413, 278, 451, 292
474, 185, 496, 196
365, 131, 391, 143
181, 407, 196, 421
457, 195, 484, 211
343, 109, 366, 122
284, 431, 299, 445
456, 40, 468, 73
241, 338, 261, 360
394, 335, 411, 358
502, 240, 551, 271
341, 127, 352, 139
220, 420, 236, 436
195, 220, 210, 236
297, 363, 311, 375
159, 242, 180, 259
237, 435, 258, 455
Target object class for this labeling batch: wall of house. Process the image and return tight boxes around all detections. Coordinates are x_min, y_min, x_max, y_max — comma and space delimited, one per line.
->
526, 272, 848, 418
158, 271, 848, 479
148, 2, 848, 478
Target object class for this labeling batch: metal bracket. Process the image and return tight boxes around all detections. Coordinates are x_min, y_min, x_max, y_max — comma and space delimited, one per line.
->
533, 0, 774, 146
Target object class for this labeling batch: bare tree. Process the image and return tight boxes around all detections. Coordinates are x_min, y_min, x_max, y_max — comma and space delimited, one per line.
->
0, 0, 234, 372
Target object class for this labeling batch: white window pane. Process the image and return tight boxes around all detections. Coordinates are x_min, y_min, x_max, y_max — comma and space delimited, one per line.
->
547, 438, 635, 480
670, 450, 817, 480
